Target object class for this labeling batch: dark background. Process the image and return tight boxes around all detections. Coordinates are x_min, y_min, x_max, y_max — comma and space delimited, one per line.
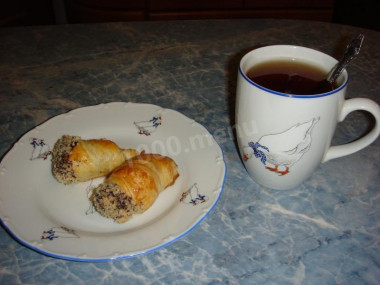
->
0, 0, 379, 30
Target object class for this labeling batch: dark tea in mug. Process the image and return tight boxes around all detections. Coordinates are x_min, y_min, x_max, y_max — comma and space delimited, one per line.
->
246, 59, 338, 95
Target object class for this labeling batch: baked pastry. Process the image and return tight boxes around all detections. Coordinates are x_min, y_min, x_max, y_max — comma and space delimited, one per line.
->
90, 153, 179, 223
52, 135, 138, 184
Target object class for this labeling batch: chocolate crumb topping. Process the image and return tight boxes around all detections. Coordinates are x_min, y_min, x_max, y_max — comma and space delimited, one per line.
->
51, 135, 80, 184
90, 183, 141, 223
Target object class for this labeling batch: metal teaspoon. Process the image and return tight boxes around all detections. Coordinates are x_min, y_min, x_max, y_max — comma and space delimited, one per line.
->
313, 33, 364, 94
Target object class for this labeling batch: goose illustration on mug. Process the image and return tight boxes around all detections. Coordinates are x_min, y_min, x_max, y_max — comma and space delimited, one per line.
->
243, 117, 319, 176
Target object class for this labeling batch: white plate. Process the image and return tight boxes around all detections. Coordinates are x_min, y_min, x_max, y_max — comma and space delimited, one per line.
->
0, 102, 226, 261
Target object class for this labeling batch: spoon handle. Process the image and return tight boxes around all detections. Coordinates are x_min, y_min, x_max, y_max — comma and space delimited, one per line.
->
326, 34, 364, 84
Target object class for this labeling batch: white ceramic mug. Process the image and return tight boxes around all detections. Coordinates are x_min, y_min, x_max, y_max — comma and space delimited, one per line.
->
236, 45, 380, 190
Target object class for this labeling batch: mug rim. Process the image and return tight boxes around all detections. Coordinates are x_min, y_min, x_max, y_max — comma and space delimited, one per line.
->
239, 45, 348, 98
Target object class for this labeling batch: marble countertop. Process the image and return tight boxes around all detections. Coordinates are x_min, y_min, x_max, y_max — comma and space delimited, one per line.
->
0, 19, 379, 284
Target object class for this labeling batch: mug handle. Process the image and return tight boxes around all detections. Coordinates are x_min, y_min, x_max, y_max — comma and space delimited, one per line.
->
323, 98, 380, 162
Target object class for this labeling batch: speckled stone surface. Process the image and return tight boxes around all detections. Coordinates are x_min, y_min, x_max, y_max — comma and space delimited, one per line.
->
0, 19, 379, 284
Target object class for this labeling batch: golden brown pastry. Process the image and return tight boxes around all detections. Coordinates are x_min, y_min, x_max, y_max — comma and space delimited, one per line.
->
90, 153, 179, 223
52, 135, 138, 184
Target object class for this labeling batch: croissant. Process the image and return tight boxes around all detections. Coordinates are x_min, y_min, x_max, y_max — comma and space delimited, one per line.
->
90, 153, 179, 223
51, 135, 138, 184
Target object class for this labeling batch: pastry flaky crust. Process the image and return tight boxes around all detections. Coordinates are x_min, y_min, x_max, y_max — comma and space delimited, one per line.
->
90, 153, 179, 223
51, 135, 138, 184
